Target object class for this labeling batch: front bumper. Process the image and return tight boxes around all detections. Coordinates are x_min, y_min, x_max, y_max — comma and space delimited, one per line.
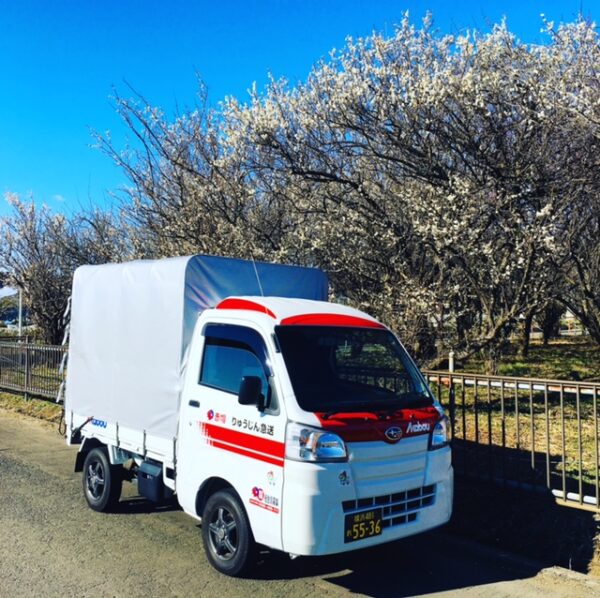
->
281, 445, 453, 556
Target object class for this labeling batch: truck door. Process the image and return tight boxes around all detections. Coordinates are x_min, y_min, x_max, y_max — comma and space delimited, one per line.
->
178, 323, 285, 551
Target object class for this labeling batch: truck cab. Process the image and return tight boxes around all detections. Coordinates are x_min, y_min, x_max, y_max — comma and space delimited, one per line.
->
175, 297, 453, 575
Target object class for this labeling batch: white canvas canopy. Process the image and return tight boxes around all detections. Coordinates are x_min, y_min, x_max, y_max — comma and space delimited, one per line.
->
65, 255, 328, 440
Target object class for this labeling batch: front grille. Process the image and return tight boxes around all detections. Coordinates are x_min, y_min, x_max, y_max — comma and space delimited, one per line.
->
342, 484, 435, 529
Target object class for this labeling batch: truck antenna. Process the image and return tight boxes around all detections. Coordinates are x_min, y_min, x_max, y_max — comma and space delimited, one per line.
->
251, 255, 265, 297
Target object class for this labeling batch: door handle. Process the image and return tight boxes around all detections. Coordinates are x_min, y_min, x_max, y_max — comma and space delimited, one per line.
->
188, 400, 200, 408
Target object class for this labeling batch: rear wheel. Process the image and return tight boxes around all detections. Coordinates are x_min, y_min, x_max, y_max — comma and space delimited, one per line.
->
82, 447, 122, 512
202, 489, 256, 577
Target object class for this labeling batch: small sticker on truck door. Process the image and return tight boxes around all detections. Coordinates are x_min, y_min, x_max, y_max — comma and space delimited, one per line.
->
250, 486, 280, 513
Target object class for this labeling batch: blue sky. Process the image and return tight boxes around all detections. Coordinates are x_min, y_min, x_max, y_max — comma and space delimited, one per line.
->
0, 0, 595, 218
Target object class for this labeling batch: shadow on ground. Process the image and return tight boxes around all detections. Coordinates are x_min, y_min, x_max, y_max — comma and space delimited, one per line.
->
116, 495, 182, 515
246, 531, 542, 596
448, 476, 600, 575
449, 438, 600, 575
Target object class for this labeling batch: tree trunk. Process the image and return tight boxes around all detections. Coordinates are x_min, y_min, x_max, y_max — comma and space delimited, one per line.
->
540, 301, 563, 345
485, 344, 501, 375
519, 310, 535, 358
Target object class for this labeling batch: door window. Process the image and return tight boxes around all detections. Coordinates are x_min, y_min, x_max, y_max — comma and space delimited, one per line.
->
199, 324, 271, 405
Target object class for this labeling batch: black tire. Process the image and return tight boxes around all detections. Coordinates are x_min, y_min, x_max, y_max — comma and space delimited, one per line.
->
82, 447, 122, 512
201, 489, 256, 577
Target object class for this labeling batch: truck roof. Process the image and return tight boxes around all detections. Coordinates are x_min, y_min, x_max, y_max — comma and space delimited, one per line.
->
216, 297, 386, 329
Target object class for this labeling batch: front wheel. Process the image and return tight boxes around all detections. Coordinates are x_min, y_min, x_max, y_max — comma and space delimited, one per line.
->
82, 447, 122, 512
201, 489, 256, 577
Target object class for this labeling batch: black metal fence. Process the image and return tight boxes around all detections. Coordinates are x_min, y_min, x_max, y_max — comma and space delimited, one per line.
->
0, 342, 66, 399
424, 370, 600, 512
2, 343, 600, 512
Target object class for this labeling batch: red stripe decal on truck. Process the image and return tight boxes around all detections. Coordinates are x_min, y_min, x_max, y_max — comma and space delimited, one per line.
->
216, 298, 276, 319
210, 440, 284, 467
201, 423, 284, 467
280, 313, 386, 329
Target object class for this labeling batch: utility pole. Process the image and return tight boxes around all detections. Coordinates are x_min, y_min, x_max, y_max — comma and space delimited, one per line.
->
18, 288, 23, 337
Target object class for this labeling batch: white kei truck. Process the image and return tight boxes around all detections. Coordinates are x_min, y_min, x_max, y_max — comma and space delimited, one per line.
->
65, 255, 453, 577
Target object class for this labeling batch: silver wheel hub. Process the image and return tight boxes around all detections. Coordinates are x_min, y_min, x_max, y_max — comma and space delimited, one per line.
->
217, 524, 226, 541
86, 461, 105, 499
208, 506, 238, 559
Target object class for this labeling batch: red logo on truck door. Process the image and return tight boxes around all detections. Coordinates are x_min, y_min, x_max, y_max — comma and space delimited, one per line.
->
207, 410, 226, 423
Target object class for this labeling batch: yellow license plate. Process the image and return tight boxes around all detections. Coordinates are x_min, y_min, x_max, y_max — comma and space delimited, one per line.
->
344, 508, 383, 543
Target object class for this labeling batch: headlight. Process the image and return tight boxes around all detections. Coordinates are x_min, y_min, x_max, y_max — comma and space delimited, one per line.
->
285, 422, 348, 462
429, 416, 450, 450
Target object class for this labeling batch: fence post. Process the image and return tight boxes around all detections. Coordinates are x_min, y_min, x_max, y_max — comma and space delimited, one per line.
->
24, 344, 31, 400
449, 350, 455, 373
449, 380, 456, 440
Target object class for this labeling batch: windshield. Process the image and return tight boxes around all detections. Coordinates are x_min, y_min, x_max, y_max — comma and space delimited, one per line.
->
275, 326, 433, 413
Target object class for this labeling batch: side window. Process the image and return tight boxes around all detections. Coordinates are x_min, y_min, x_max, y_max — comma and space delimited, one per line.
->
199, 324, 271, 404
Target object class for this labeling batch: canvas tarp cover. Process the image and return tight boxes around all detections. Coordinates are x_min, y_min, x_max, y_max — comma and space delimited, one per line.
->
65, 255, 328, 439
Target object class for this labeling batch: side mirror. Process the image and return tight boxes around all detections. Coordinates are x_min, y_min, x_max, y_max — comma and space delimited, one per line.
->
238, 376, 266, 412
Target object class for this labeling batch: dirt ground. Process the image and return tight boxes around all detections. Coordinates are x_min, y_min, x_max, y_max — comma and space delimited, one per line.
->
1, 408, 600, 597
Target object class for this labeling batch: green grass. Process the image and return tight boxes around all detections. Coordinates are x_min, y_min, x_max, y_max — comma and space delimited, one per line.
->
0, 391, 63, 422
460, 337, 600, 381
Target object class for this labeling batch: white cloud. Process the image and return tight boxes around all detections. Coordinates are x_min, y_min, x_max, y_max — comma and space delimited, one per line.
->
0, 287, 17, 298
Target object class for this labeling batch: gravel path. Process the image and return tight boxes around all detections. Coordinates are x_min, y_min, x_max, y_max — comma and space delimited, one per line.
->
1, 409, 599, 597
